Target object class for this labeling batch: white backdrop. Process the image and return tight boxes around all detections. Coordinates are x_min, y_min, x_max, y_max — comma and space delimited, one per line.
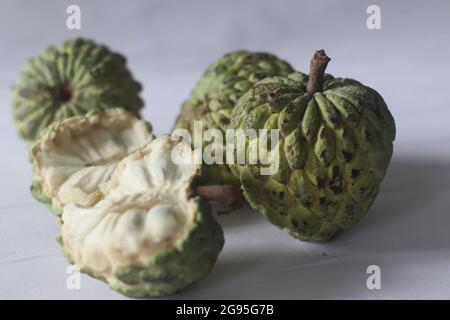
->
1, 0, 450, 299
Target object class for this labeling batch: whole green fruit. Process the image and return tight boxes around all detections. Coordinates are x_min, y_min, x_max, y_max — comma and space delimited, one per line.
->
229, 50, 395, 241
12, 38, 143, 142
174, 50, 294, 186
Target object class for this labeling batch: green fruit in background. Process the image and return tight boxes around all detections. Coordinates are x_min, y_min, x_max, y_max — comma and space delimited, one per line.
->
174, 50, 294, 186
229, 50, 396, 241
30, 109, 153, 216
60, 135, 224, 297
12, 38, 144, 142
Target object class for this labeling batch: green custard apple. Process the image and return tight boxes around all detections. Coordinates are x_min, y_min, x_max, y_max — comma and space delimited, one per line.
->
12, 38, 144, 142
30, 109, 153, 216
229, 50, 396, 241
60, 135, 224, 297
174, 50, 294, 186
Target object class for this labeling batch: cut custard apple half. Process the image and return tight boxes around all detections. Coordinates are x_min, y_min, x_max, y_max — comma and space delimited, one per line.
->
60, 135, 224, 297
30, 109, 153, 216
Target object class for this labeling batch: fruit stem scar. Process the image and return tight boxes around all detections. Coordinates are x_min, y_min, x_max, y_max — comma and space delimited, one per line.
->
56, 83, 73, 104
306, 49, 331, 94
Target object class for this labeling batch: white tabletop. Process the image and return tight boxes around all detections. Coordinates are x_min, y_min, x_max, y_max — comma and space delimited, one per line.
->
1, 0, 450, 299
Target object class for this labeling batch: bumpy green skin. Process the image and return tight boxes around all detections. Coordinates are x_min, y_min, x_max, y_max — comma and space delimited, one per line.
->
229, 72, 396, 241
60, 199, 224, 298
174, 51, 294, 185
12, 38, 143, 142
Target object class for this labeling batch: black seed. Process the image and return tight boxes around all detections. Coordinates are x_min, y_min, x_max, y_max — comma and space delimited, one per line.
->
279, 191, 284, 198
319, 197, 327, 205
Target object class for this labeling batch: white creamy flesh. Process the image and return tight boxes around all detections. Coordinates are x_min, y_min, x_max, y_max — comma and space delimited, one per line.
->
61, 135, 199, 275
33, 110, 153, 208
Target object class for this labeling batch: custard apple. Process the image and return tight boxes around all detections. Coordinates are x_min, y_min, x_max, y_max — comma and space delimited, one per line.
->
229, 50, 396, 241
30, 109, 153, 216
12, 38, 143, 142
60, 135, 224, 297
174, 50, 294, 186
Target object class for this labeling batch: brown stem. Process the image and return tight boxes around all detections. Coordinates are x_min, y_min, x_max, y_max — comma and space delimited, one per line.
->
306, 49, 331, 94
195, 185, 245, 210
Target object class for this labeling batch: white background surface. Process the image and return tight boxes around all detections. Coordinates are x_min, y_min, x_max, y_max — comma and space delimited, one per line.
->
1, 0, 450, 299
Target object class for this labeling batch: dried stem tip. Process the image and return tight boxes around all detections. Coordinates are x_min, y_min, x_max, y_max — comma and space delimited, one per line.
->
195, 185, 245, 210
306, 49, 331, 94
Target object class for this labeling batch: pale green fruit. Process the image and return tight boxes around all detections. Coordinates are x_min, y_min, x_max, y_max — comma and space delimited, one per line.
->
174, 50, 294, 186
12, 38, 143, 142
229, 51, 396, 241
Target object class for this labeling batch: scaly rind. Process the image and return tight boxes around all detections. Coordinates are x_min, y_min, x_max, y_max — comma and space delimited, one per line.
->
174, 51, 294, 186
12, 38, 144, 142
229, 72, 395, 241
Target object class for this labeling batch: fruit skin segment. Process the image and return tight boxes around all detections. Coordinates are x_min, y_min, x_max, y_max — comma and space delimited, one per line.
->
174, 50, 294, 186
12, 38, 144, 142
60, 135, 224, 297
229, 67, 396, 241
30, 109, 153, 216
